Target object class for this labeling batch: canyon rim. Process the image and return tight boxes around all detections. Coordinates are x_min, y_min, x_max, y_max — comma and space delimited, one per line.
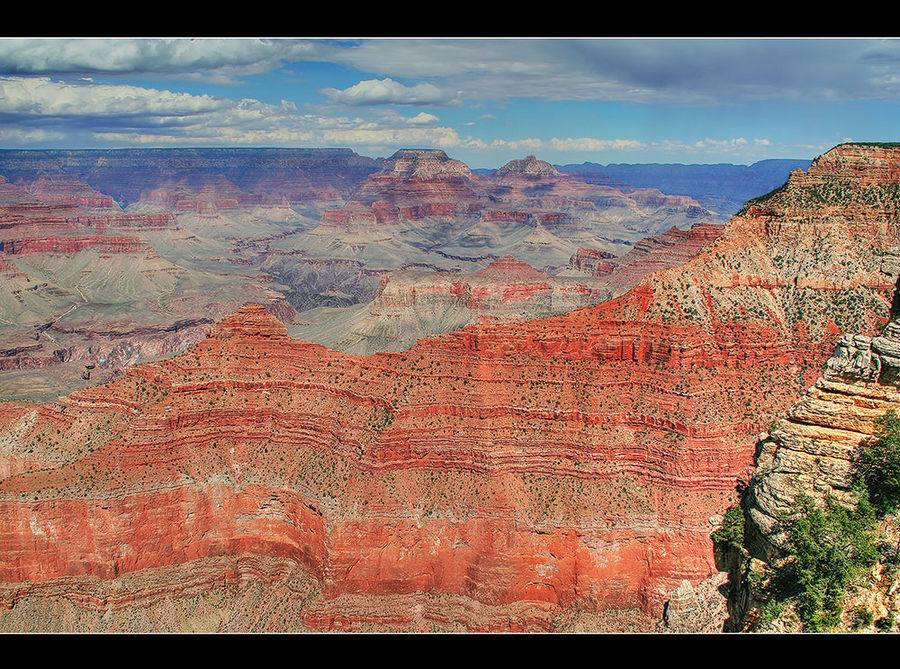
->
3, 36, 900, 634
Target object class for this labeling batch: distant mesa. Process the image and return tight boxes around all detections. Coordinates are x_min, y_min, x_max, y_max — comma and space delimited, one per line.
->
472, 255, 547, 281
495, 155, 561, 178
382, 149, 473, 180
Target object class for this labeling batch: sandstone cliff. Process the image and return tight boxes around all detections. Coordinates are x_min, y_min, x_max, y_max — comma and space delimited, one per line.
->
1, 143, 899, 632
746, 320, 900, 558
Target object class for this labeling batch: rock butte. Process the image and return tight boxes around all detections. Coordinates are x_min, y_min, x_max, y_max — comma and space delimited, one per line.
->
319, 149, 716, 248
1, 143, 900, 632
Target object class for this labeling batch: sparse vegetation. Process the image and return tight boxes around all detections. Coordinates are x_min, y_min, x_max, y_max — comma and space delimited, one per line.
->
712, 504, 745, 550
852, 410, 900, 517
742, 411, 900, 632
779, 491, 879, 631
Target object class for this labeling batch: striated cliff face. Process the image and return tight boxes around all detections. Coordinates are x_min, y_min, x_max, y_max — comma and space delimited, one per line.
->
1, 304, 734, 629
746, 319, 900, 558
290, 256, 616, 355
569, 222, 726, 293
1, 143, 899, 632
728, 272, 900, 632
321, 149, 480, 228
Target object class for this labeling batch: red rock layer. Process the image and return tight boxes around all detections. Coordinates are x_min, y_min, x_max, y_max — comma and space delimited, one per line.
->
26, 175, 117, 209
0, 305, 745, 618
363, 256, 608, 328
0, 178, 173, 256
0, 144, 899, 629
571, 223, 726, 290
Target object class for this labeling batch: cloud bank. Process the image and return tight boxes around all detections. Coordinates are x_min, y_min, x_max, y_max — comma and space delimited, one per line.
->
321, 78, 461, 106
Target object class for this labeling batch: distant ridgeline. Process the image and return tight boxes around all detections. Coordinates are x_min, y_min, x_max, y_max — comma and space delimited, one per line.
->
0, 148, 381, 207
0, 148, 811, 218
555, 159, 814, 216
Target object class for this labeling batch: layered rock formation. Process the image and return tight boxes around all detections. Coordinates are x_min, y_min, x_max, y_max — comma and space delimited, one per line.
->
320, 149, 480, 229
1, 303, 738, 630
0, 148, 379, 210
568, 222, 726, 294
290, 256, 615, 355
745, 319, 900, 558
0, 174, 293, 401
306, 150, 721, 272
495, 154, 562, 179
0, 143, 898, 632
291, 220, 726, 358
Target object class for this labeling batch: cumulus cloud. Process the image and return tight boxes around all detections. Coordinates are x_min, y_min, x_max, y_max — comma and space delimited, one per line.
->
0, 76, 229, 118
321, 78, 460, 106
0, 38, 329, 84
0, 76, 469, 152
406, 111, 441, 125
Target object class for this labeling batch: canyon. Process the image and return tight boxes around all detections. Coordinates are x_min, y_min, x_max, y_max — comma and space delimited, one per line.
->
0, 148, 729, 402
0, 143, 897, 632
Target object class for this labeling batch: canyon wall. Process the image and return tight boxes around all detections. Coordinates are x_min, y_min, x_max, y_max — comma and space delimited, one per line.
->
0, 144, 898, 631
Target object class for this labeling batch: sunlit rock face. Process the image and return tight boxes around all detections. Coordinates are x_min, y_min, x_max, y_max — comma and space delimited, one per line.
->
1, 144, 900, 631
746, 318, 900, 558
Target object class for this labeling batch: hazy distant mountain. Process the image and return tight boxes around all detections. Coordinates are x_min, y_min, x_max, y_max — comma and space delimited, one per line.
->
555, 159, 813, 216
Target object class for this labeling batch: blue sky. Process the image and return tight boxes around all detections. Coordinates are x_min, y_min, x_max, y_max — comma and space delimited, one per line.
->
1, 37, 899, 167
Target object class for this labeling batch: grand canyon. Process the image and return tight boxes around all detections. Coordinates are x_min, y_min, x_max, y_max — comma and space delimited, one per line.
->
0, 139, 898, 633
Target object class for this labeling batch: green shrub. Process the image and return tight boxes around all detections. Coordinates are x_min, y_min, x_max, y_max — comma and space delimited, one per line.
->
875, 612, 895, 631
781, 492, 879, 631
712, 504, 745, 550
756, 599, 786, 629
853, 410, 900, 517
850, 605, 874, 630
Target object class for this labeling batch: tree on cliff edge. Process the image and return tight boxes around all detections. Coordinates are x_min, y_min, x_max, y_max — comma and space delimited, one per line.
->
853, 410, 900, 517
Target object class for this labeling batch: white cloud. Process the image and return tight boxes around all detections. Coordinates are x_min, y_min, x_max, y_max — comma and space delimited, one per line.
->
550, 137, 645, 152
0, 76, 467, 152
0, 38, 328, 84
321, 78, 460, 107
0, 127, 64, 143
407, 111, 440, 125
0, 76, 229, 117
